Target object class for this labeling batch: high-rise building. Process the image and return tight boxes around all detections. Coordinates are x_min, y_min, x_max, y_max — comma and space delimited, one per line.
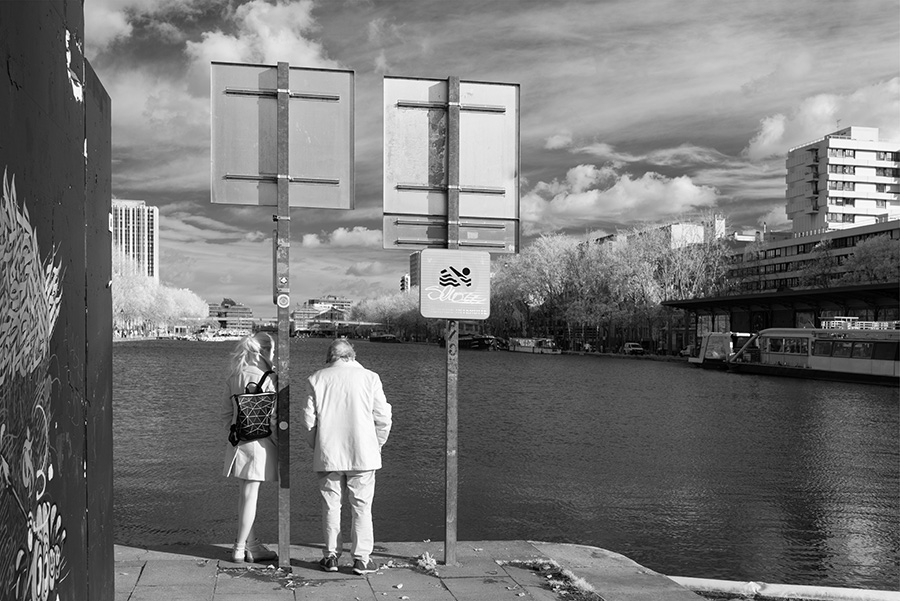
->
785, 126, 900, 234
112, 199, 159, 281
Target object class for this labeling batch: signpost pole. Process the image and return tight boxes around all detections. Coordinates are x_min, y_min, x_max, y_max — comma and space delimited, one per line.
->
444, 76, 461, 566
275, 61, 292, 570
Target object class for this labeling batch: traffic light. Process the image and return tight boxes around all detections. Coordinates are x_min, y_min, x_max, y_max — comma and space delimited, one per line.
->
400, 273, 410, 292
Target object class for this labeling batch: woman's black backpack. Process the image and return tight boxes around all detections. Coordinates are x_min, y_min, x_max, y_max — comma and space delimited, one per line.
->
228, 370, 276, 446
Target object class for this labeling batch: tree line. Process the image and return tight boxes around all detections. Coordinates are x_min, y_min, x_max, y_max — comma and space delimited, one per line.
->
350, 228, 899, 351
113, 245, 209, 335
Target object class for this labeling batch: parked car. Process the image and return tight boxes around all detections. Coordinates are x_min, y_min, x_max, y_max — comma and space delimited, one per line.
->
623, 342, 644, 355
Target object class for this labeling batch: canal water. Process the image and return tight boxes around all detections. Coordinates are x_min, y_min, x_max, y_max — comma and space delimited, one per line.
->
112, 338, 899, 590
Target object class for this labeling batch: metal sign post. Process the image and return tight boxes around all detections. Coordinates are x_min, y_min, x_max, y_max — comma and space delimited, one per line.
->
211, 61, 354, 571
274, 61, 292, 570
383, 74, 518, 566
444, 76, 460, 565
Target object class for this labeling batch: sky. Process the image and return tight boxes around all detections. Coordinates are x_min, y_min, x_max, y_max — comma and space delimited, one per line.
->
84, 0, 900, 318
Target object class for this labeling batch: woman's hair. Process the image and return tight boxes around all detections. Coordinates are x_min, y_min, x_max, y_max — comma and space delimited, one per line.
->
228, 332, 275, 380
326, 338, 355, 363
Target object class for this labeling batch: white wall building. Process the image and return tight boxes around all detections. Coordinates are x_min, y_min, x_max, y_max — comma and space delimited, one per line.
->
112, 199, 159, 281
785, 126, 900, 234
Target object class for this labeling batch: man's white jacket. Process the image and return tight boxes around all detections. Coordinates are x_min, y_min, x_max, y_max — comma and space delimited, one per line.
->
302, 359, 392, 472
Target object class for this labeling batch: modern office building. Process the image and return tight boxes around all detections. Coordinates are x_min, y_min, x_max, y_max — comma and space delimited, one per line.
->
112, 199, 159, 281
785, 126, 900, 233
208, 298, 253, 330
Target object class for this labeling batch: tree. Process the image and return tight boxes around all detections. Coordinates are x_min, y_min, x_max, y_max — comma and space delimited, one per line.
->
797, 239, 838, 288
112, 243, 208, 332
838, 234, 900, 284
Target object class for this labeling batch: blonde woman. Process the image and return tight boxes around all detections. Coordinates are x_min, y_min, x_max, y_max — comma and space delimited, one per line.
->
222, 332, 278, 563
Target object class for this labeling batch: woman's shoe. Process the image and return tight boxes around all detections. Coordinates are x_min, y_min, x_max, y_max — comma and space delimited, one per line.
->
231, 542, 246, 563
245, 539, 277, 563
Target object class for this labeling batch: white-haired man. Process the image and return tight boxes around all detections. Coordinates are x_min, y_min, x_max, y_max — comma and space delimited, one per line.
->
301, 338, 392, 575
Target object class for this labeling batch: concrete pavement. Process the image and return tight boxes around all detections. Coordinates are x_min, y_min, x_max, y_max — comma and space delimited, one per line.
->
115, 540, 705, 601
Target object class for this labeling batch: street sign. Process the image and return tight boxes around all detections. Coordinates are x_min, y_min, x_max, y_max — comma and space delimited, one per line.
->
383, 76, 519, 252
211, 62, 354, 209
418, 249, 490, 320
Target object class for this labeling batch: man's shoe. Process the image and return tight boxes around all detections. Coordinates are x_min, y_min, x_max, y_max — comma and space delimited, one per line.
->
319, 554, 339, 572
352, 559, 377, 575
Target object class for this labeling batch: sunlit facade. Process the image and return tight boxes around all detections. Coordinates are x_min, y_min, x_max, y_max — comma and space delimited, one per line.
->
786, 126, 900, 233
112, 199, 159, 282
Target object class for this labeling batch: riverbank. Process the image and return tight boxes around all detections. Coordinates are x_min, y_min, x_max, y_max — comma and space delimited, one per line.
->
115, 540, 900, 601
115, 539, 704, 601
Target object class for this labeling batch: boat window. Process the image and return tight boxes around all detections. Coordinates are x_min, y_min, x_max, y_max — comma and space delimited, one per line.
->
783, 338, 808, 354
872, 342, 900, 361
832, 341, 853, 358
767, 338, 783, 352
813, 341, 833, 356
851, 342, 873, 359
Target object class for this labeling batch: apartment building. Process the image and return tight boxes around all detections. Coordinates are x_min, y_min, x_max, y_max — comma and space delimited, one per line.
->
112, 199, 159, 281
785, 126, 900, 233
727, 220, 899, 293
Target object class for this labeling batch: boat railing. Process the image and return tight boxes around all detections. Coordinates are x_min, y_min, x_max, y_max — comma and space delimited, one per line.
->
821, 317, 900, 330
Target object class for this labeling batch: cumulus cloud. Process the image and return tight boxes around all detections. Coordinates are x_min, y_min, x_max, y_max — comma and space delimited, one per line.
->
185, 0, 340, 94
521, 165, 719, 236
756, 205, 791, 229
300, 233, 322, 247
299, 226, 382, 247
744, 78, 900, 160
346, 261, 388, 276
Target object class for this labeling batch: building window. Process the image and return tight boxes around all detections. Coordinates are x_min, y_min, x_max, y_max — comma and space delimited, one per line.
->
827, 181, 855, 191
875, 199, 886, 208
876, 151, 899, 161
828, 148, 856, 158
826, 213, 855, 223
876, 167, 899, 177
828, 197, 855, 206
828, 164, 855, 175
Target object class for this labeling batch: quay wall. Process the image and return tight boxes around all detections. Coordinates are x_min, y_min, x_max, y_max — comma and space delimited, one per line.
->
0, 2, 113, 600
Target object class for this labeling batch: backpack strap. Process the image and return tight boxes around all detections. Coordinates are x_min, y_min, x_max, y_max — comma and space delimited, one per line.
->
256, 370, 275, 391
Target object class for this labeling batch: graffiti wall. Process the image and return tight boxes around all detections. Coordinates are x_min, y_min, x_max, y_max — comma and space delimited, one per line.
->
0, 2, 113, 600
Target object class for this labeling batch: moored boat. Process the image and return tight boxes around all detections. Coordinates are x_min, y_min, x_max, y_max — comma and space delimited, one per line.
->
508, 337, 561, 354
689, 331, 752, 369
726, 317, 899, 386
440, 334, 501, 350
369, 332, 400, 343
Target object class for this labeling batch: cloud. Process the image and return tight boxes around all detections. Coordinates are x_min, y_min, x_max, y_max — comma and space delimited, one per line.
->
744, 78, 900, 160
84, 1, 134, 55
521, 165, 719, 235
299, 226, 382, 247
185, 0, 340, 94
756, 205, 791, 229
300, 233, 322, 247
545, 131, 573, 150
345, 261, 388, 276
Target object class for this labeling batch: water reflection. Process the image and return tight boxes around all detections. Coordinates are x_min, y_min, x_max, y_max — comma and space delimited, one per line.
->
112, 339, 899, 589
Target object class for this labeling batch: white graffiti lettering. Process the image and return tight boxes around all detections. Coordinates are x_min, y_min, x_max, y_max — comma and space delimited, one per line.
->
424, 285, 487, 305
15, 501, 67, 601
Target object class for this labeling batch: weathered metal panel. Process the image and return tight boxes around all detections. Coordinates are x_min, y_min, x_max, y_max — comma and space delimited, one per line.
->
0, 1, 113, 599
84, 59, 115, 601
210, 62, 355, 209
383, 76, 520, 252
